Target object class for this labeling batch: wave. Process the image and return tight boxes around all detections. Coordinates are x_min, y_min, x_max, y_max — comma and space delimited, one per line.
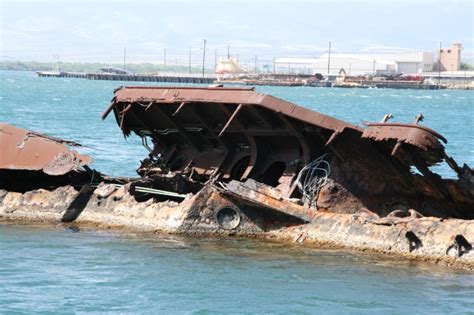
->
410, 95, 432, 99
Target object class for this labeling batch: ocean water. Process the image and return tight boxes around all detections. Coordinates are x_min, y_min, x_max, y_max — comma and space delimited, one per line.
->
1, 70, 474, 313
1, 223, 474, 314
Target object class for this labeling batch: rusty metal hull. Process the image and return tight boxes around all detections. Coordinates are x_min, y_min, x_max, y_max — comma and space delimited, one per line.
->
0, 123, 92, 176
1, 185, 473, 270
103, 86, 473, 219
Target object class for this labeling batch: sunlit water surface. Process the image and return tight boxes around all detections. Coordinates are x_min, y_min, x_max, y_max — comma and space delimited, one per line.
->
1, 71, 473, 313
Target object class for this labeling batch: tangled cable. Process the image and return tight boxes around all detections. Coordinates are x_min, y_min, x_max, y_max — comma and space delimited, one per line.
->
296, 154, 331, 209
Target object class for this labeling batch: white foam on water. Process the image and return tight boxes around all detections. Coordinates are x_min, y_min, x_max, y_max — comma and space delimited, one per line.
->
410, 95, 432, 99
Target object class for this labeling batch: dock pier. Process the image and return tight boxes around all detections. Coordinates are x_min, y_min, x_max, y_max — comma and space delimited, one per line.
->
37, 71, 216, 84
36, 71, 471, 89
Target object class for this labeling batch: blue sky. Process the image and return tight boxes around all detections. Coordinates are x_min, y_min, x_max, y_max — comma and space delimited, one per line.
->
1, 0, 473, 65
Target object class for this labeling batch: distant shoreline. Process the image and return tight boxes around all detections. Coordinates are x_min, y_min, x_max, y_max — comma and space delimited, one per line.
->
0, 60, 207, 74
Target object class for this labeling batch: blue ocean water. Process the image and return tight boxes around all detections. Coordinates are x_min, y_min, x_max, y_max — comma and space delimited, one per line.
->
1, 70, 474, 313
1, 223, 474, 314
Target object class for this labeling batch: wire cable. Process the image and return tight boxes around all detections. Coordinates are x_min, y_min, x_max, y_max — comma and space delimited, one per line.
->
296, 154, 330, 209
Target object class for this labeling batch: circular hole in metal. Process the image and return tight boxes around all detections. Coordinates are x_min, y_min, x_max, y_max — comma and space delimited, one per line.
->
216, 207, 241, 230
387, 201, 409, 216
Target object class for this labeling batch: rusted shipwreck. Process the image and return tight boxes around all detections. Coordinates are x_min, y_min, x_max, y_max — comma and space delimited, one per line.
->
1, 86, 473, 268
102, 86, 473, 219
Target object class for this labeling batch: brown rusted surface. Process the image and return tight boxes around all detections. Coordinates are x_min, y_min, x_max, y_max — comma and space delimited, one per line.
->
103, 86, 355, 133
103, 86, 473, 221
222, 179, 317, 223
0, 123, 92, 176
1, 185, 473, 269
362, 122, 446, 159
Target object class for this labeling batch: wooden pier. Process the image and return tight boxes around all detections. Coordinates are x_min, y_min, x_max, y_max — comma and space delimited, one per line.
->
37, 71, 87, 79
37, 71, 216, 84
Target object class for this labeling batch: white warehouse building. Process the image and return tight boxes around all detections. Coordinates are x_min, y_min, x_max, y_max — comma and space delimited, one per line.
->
274, 51, 434, 76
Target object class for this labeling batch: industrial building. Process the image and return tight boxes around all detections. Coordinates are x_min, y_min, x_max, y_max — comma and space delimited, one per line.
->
274, 51, 434, 76
439, 43, 462, 71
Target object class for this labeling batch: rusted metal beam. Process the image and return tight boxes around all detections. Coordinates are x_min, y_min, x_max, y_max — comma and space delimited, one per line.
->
185, 105, 233, 177
172, 102, 187, 116
325, 130, 341, 146
410, 150, 453, 202
391, 141, 403, 156
101, 97, 117, 120
169, 103, 215, 149
218, 104, 243, 137
219, 104, 257, 180
144, 102, 154, 111
277, 113, 310, 164
186, 105, 225, 145
119, 103, 133, 129
223, 179, 317, 222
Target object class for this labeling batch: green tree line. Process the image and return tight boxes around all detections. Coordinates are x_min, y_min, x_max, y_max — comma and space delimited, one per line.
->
0, 61, 209, 74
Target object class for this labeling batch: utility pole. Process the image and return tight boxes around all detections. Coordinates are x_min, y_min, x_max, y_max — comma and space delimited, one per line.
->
327, 41, 331, 78
188, 47, 192, 73
227, 44, 230, 59
214, 48, 218, 72
438, 41, 442, 88
202, 39, 207, 78
163, 48, 167, 71
123, 47, 126, 71
254, 55, 258, 74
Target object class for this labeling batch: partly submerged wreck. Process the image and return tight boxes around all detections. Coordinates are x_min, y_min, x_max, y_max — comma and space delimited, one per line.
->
1, 86, 473, 269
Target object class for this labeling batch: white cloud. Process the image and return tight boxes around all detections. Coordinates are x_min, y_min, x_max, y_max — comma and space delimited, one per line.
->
72, 29, 95, 40
12, 16, 56, 33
